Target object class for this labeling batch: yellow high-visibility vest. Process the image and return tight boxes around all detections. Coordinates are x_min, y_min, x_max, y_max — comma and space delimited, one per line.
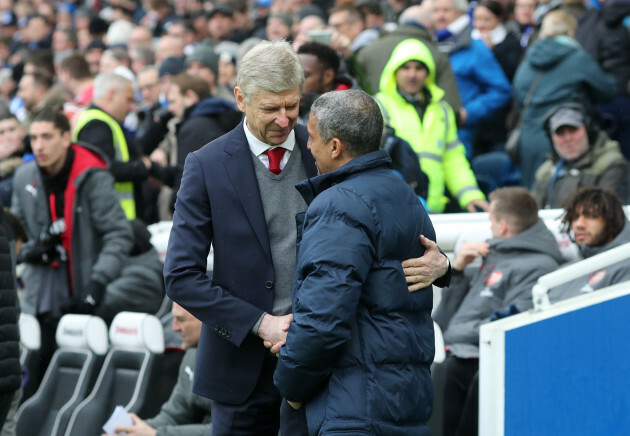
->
73, 109, 136, 219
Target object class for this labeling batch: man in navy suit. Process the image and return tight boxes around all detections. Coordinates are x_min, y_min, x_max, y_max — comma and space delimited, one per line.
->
164, 40, 450, 435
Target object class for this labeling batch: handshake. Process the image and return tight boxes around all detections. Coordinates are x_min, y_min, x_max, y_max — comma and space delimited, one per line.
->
258, 313, 292, 356
257, 313, 302, 410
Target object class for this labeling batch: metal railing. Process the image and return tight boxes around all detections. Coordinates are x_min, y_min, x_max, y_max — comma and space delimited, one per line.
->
532, 241, 630, 311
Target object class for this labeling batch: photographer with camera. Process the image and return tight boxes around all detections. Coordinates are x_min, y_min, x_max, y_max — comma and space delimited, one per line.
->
11, 109, 133, 377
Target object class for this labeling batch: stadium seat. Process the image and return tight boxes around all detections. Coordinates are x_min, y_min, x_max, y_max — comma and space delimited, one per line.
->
15, 314, 109, 436
18, 313, 41, 402
63, 312, 165, 436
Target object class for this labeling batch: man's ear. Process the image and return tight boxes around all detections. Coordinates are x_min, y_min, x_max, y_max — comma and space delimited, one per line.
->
330, 137, 345, 160
184, 89, 200, 107
499, 219, 509, 237
62, 130, 72, 148
322, 68, 335, 89
106, 87, 116, 102
234, 86, 246, 113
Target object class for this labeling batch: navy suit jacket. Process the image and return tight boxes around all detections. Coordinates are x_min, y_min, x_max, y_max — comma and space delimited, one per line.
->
164, 121, 317, 404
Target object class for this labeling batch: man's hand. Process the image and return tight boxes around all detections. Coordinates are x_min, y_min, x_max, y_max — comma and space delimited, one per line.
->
141, 156, 152, 170
402, 235, 449, 292
259, 313, 292, 351
453, 241, 490, 271
465, 199, 490, 213
288, 400, 303, 410
102, 414, 156, 436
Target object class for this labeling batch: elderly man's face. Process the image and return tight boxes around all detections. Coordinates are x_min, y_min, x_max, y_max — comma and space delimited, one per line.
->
235, 86, 300, 145
433, 0, 462, 31
552, 124, 589, 161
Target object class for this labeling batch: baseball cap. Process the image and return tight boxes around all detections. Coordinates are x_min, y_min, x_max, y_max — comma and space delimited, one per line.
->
549, 108, 584, 133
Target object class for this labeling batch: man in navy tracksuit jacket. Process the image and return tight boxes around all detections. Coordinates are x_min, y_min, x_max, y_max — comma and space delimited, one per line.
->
274, 90, 435, 435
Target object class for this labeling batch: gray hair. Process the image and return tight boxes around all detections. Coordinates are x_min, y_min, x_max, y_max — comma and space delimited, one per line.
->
310, 90, 383, 157
93, 72, 132, 101
236, 39, 304, 102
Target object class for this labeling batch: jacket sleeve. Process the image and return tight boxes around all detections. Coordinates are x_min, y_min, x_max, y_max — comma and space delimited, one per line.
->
274, 190, 375, 402
145, 352, 211, 433
577, 51, 617, 103
164, 153, 265, 347
441, 103, 486, 209
432, 269, 470, 332
445, 258, 557, 346
434, 51, 462, 115
84, 170, 133, 286
463, 42, 512, 126
77, 120, 149, 183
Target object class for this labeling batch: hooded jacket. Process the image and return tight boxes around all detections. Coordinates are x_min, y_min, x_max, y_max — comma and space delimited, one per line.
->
533, 131, 628, 208
376, 39, 485, 213
433, 220, 564, 358
577, 0, 630, 95
355, 23, 462, 112
274, 150, 434, 435
0, 208, 20, 395
512, 35, 616, 188
11, 143, 132, 316
549, 222, 630, 303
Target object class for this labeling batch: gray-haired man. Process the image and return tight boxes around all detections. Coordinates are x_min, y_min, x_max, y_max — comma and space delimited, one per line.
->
164, 40, 448, 435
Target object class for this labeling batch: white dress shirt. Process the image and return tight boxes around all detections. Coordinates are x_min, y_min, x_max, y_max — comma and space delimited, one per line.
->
243, 117, 295, 171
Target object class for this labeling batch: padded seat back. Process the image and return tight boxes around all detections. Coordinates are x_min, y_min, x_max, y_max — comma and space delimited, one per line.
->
19, 313, 41, 401
64, 312, 164, 436
16, 315, 108, 436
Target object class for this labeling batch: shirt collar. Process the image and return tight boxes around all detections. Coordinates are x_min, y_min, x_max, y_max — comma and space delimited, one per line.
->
243, 116, 296, 157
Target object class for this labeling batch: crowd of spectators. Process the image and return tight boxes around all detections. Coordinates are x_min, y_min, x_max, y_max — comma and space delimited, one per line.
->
0, 0, 629, 433
0, 0, 628, 215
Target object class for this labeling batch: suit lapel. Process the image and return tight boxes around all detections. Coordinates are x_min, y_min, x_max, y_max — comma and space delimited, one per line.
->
223, 123, 272, 261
